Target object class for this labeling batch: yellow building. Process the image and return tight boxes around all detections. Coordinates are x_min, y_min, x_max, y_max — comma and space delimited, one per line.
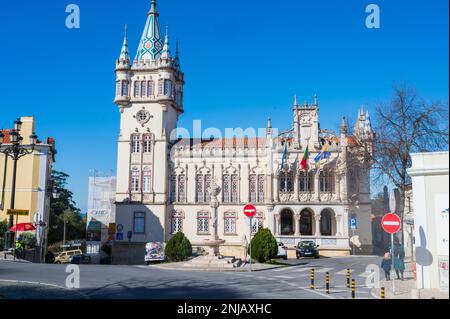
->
0, 117, 55, 257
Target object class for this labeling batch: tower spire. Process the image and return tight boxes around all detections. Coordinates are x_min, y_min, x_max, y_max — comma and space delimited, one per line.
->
119, 24, 130, 62
161, 26, 171, 60
136, 0, 164, 61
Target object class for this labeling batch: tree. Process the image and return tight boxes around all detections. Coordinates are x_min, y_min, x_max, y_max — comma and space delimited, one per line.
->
165, 232, 192, 262
357, 84, 449, 244
0, 219, 7, 250
249, 228, 278, 263
47, 171, 85, 245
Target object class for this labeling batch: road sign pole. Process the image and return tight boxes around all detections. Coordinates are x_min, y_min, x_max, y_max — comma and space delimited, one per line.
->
249, 217, 252, 272
391, 233, 395, 294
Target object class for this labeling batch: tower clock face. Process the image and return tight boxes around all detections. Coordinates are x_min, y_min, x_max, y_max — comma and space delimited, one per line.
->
136, 109, 151, 125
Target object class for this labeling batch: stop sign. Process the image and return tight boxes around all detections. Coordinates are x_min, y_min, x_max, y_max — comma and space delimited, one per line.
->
381, 213, 401, 234
243, 204, 257, 218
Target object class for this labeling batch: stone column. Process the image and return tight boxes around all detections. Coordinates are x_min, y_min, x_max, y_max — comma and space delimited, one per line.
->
336, 214, 342, 236
294, 213, 300, 236
343, 208, 349, 238
314, 213, 321, 237
275, 214, 281, 236
314, 173, 320, 201
274, 174, 279, 202
294, 171, 299, 201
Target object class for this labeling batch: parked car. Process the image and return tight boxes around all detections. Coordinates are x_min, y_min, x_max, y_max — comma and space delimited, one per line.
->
296, 241, 320, 259
69, 254, 92, 264
145, 242, 166, 265
277, 242, 288, 260
54, 249, 83, 264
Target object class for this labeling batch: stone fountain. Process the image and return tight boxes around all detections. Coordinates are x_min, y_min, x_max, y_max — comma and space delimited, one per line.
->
183, 179, 242, 269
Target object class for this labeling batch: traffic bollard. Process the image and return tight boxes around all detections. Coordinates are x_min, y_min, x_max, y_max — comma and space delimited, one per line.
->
380, 287, 385, 299
310, 269, 315, 289
346, 268, 351, 288
351, 279, 356, 299
326, 272, 330, 294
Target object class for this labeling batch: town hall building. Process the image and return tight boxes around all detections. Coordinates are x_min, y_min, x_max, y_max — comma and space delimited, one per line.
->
112, 1, 375, 264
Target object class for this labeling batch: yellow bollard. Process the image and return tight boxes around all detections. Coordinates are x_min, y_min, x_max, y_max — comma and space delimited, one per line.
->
381, 287, 385, 299
351, 279, 356, 299
346, 268, 351, 288
326, 272, 330, 294
310, 268, 315, 289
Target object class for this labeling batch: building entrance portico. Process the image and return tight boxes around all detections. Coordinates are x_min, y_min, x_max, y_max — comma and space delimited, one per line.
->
280, 209, 294, 235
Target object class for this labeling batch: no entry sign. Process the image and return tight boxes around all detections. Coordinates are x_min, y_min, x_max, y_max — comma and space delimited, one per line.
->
243, 204, 257, 218
381, 213, 401, 234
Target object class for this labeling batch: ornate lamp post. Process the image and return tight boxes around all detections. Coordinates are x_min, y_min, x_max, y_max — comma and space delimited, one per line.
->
0, 118, 38, 250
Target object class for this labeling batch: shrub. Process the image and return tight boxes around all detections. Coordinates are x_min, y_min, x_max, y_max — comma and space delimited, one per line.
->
165, 232, 192, 262
249, 228, 278, 263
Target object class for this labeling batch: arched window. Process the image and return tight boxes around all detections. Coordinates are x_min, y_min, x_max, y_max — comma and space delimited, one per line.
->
170, 175, 177, 202
250, 174, 265, 203
141, 81, 146, 97
171, 211, 183, 234
116, 81, 121, 96
147, 80, 153, 97
280, 209, 294, 235
251, 212, 264, 234
143, 169, 151, 193
320, 209, 335, 236
224, 211, 237, 235
143, 134, 152, 153
164, 79, 173, 96
158, 79, 163, 95
300, 209, 313, 235
178, 175, 186, 202
319, 170, 335, 192
280, 172, 294, 193
130, 168, 140, 192
299, 170, 314, 192
131, 134, 140, 153
197, 211, 209, 234
195, 174, 211, 203
134, 81, 140, 97
222, 174, 239, 203
121, 80, 129, 97
176, 91, 183, 107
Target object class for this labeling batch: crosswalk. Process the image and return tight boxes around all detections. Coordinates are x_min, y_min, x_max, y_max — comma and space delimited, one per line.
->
263, 265, 377, 279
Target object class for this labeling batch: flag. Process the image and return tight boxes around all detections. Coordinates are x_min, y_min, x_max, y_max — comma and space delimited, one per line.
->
313, 142, 331, 172
300, 145, 309, 170
280, 143, 287, 170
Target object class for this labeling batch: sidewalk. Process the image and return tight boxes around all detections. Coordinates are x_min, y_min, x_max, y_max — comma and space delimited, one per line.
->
147, 260, 285, 272
372, 260, 449, 299
1, 251, 30, 263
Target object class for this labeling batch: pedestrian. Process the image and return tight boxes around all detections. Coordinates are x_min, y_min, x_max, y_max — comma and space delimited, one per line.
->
393, 238, 405, 280
15, 235, 24, 259
381, 252, 391, 281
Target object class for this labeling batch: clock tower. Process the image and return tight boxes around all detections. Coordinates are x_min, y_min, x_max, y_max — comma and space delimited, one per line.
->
114, 0, 184, 245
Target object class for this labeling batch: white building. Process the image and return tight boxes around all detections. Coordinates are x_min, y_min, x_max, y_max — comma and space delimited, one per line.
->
408, 152, 449, 293
112, 1, 375, 264
86, 174, 117, 263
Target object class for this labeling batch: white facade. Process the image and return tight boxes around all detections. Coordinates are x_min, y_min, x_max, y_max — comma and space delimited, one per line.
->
112, 1, 375, 263
408, 152, 449, 292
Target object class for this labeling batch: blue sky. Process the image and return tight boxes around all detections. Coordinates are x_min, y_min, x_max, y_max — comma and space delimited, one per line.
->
0, 0, 448, 213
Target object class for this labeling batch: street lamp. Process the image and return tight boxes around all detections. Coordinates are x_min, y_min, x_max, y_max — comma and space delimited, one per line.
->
0, 118, 38, 250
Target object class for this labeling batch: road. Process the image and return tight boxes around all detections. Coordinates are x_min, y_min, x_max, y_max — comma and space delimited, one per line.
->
0, 256, 383, 299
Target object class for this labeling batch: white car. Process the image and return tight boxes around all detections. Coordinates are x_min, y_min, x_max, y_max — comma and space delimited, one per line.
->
277, 242, 288, 260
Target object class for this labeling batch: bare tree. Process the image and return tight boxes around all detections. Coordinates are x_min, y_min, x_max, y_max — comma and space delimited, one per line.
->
356, 84, 449, 244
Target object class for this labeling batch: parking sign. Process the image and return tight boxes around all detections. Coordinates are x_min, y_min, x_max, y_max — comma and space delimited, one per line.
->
350, 217, 357, 229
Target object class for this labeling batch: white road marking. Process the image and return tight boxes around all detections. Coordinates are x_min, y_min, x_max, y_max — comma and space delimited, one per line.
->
335, 269, 354, 275
314, 267, 334, 273
273, 275, 295, 279
271, 266, 291, 272
358, 271, 373, 278
292, 268, 311, 273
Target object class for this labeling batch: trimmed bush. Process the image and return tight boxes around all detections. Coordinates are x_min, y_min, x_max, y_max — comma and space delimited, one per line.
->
249, 228, 278, 263
165, 232, 192, 262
